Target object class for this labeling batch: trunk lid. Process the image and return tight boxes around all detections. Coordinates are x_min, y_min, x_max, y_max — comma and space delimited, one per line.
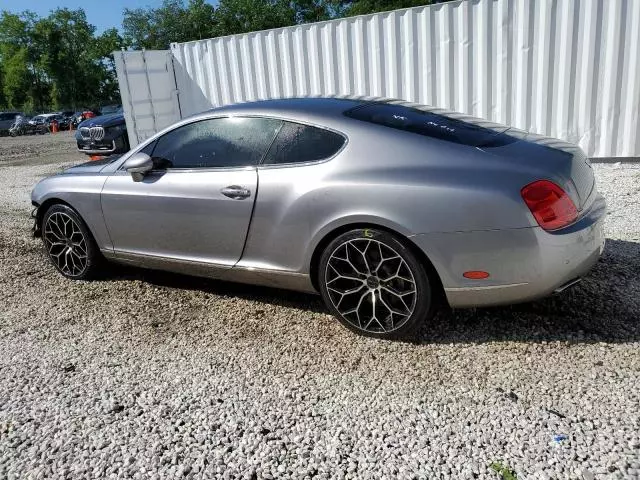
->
504, 128, 595, 209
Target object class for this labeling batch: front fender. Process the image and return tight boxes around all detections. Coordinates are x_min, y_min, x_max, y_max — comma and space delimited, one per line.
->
31, 174, 112, 251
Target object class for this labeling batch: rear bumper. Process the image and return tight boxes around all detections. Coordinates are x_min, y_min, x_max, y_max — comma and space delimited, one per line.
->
411, 194, 606, 308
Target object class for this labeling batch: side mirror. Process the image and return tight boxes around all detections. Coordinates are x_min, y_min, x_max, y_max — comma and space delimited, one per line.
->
123, 152, 153, 182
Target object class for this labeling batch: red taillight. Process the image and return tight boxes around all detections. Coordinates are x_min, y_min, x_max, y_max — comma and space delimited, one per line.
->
521, 180, 577, 231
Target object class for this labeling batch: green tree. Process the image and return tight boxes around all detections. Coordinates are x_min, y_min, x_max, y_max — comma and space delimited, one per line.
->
345, 0, 435, 16
291, 0, 345, 23
35, 8, 97, 109
123, 0, 210, 50
0, 11, 47, 111
214, 0, 296, 35
2, 47, 31, 108
0, 7, 129, 111
0, 68, 5, 108
92, 28, 127, 104
185, 0, 218, 41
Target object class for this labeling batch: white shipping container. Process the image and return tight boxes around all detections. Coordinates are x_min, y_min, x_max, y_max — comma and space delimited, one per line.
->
114, 50, 182, 146
116, 0, 640, 158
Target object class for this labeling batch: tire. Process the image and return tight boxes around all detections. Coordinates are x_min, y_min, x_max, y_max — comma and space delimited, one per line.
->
41, 204, 100, 280
318, 228, 435, 339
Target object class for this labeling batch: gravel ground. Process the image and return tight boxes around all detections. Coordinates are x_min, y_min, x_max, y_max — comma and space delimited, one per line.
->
0, 133, 638, 480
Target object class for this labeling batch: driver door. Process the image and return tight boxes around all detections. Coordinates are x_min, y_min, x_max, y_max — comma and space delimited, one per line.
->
101, 116, 282, 268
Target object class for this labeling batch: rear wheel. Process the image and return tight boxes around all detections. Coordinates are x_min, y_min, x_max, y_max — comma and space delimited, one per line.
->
318, 228, 435, 339
41, 204, 100, 280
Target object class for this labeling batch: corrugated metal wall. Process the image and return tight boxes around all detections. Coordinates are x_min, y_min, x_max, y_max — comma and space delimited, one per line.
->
123, 0, 639, 157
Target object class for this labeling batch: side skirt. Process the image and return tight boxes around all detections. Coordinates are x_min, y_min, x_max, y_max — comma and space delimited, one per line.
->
102, 250, 317, 294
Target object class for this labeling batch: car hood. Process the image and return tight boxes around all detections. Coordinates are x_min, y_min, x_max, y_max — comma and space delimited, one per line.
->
78, 113, 125, 128
61, 156, 122, 174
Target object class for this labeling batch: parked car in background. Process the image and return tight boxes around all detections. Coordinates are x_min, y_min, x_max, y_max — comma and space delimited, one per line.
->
71, 110, 100, 129
53, 111, 75, 129
31, 97, 605, 339
75, 111, 129, 155
0, 112, 24, 134
29, 114, 56, 128
9, 117, 48, 136
46, 114, 71, 131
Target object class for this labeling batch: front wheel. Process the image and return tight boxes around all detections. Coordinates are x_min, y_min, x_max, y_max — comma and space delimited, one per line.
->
318, 228, 435, 339
41, 204, 100, 280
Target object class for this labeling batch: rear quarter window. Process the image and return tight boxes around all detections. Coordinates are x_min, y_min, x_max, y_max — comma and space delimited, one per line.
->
262, 121, 346, 165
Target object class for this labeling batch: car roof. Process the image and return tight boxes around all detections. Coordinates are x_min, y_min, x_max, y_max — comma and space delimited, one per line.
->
211, 96, 367, 118
196, 96, 396, 132
204, 96, 512, 134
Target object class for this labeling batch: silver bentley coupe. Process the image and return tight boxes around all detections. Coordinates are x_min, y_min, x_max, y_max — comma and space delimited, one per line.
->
31, 97, 606, 339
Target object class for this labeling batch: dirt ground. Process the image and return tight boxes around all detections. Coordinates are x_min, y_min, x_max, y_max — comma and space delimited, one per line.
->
0, 131, 86, 167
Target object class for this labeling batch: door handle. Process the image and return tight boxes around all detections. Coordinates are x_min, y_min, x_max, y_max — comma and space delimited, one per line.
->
221, 185, 251, 199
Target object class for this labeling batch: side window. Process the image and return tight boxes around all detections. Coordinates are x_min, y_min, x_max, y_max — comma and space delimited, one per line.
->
139, 140, 156, 157
151, 117, 282, 169
262, 121, 346, 165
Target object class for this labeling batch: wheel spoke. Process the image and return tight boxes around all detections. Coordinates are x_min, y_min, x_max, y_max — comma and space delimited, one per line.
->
44, 226, 64, 242
327, 284, 366, 310
326, 263, 362, 284
72, 241, 87, 256
381, 286, 413, 312
363, 290, 386, 332
341, 289, 370, 329
378, 290, 409, 318
50, 215, 66, 239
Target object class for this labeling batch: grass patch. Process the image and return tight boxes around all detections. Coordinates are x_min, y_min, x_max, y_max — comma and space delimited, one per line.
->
490, 461, 518, 480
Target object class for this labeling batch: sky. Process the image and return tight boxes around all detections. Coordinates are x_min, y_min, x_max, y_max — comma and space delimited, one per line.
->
0, 0, 202, 33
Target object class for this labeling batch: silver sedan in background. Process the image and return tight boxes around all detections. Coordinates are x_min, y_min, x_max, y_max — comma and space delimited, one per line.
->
31, 97, 605, 339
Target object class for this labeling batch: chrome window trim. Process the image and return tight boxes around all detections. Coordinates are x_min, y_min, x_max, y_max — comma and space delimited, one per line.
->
114, 113, 348, 173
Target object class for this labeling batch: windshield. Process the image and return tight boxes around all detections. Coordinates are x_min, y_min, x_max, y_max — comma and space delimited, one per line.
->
101, 105, 122, 115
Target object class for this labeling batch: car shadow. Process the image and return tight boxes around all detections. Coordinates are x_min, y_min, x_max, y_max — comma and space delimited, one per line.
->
106, 238, 640, 344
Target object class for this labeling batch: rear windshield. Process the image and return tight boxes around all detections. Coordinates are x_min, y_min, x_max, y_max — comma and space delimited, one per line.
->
345, 103, 513, 148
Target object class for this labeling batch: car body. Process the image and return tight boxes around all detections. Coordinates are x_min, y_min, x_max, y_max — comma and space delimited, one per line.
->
9, 116, 49, 136
31, 97, 605, 338
75, 111, 129, 155
29, 114, 56, 127
0, 111, 24, 133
